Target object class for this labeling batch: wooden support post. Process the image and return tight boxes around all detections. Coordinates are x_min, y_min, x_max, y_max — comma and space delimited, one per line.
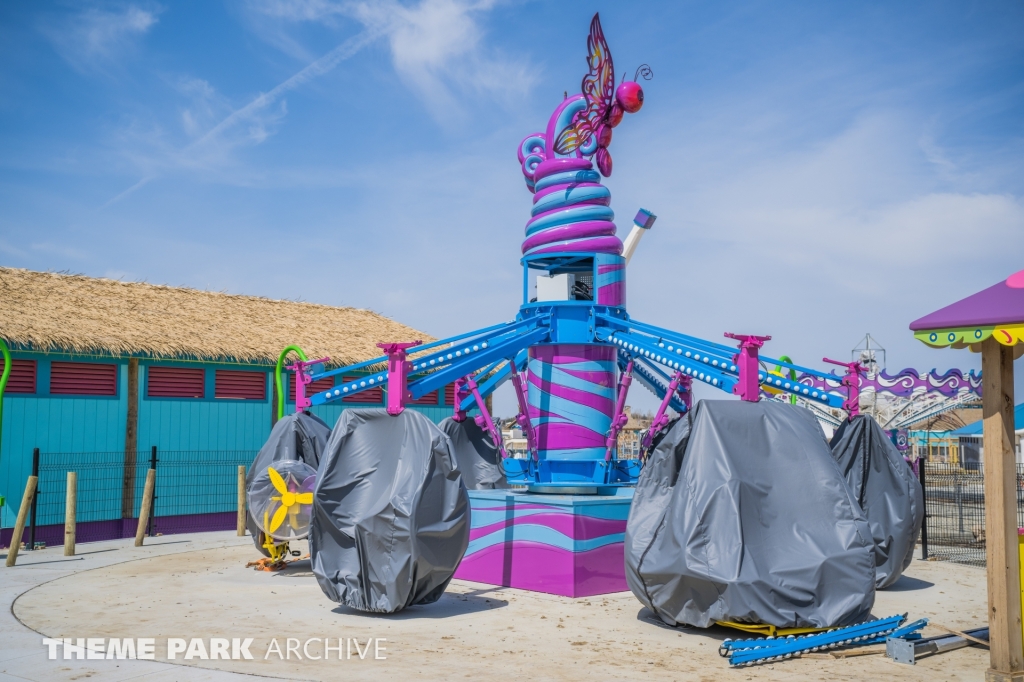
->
122, 359, 139, 521
5, 475, 37, 567
64, 471, 77, 556
981, 337, 1024, 681
134, 469, 155, 548
237, 465, 246, 536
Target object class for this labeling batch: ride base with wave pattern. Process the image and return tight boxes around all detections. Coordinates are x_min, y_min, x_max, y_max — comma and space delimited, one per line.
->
453, 489, 632, 598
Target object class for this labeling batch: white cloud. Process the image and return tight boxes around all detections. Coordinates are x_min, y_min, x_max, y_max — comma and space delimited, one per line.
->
247, 0, 348, 22
246, 0, 534, 125
42, 4, 161, 72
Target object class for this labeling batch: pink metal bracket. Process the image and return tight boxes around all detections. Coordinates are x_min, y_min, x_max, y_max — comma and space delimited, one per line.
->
605, 360, 634, 461
377, 341, 422, 416
509, 362, 539, 461
678, 374, 693, 411
466, 376, 508, 459
725, 332, 772, 402
823, 357, 866, 418
452, 377, 469, 422
286, 356, 331, 413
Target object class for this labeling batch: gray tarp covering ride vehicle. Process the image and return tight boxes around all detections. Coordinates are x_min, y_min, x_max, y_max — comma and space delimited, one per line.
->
625, 400, 876, 629
439, 417, 509, 490
829, 414, 924, 589
246, 411, 331, 556
310, 408, 470, 613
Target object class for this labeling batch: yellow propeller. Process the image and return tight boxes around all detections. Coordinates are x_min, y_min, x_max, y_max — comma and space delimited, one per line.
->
267, 466, 314, 534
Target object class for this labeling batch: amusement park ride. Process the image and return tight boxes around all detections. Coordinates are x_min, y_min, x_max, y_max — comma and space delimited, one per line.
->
250, 14, 979, 607
279, 13, 980, 488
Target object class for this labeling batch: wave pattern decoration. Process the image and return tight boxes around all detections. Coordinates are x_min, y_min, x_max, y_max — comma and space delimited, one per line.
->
528, 344, 616, 460
596, 254, 625, 306
453, 491, 633, 597
796, 368, 983, 399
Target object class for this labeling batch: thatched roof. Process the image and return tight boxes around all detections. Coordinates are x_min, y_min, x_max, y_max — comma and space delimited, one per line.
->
0, 267, 434, 366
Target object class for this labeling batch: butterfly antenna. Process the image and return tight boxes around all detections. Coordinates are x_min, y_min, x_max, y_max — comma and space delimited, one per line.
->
634, 64, 654, 82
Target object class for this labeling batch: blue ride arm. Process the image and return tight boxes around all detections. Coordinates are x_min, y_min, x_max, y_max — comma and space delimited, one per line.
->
456, 350, 529, 412
599, 316, 844, 409
309, 317, 547, 406
407, 325, 549, 398
619, 353, 688, 413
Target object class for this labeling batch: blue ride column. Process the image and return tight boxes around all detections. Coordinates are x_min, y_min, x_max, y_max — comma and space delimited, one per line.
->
453, 13, 644, 597
514, 95, 632, 487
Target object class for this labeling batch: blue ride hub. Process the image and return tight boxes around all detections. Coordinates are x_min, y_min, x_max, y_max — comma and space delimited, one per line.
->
505, 252, 640, 490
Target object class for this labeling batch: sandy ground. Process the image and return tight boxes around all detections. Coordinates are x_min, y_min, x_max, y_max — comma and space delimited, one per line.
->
11, 541, 991, 682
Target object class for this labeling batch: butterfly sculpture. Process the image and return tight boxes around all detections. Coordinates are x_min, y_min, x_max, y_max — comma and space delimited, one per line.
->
554, 13, 653, 176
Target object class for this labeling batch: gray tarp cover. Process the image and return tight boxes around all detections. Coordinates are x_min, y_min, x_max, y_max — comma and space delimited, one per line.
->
439, 417, 509, 489
829, 415, 924, 589
310, 408, 470, 613
626, 400, 876, 629
246, 411, 331, 554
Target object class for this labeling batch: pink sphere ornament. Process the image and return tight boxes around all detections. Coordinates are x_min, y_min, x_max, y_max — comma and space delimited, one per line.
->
615, 81, 644, 114
608, 103, 624, 128
596, 147, 613, 177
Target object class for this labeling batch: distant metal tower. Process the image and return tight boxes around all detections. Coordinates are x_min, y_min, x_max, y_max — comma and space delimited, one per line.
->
852, 333, 886, 372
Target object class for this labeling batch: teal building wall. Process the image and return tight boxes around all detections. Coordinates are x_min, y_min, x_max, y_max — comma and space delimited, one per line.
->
0, 350, 461, 527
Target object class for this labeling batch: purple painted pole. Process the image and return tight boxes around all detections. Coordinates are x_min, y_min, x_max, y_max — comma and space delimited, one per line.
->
642, 370, 684, 451
823, 357, 866, 418
510, 363, 539, 461
466, 376, 507, 459
286, 356, 330, 412
377, 341, 422, 416
604, 360, 634, 461
724, 333, 771, 402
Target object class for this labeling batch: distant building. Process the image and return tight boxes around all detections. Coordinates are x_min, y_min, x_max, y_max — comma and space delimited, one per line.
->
949, 402, 1024, 468
0, 267, 455, 532
617, 406, 654, 459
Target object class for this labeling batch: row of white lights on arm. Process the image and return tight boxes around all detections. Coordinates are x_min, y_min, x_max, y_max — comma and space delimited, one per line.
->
608, 333, 722, 387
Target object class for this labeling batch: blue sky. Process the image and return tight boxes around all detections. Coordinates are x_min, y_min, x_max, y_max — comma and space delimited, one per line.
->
1, 1, 1022, 415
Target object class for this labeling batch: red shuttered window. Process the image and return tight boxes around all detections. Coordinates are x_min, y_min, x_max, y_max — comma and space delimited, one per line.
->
341, 376, 383, 404
408, 389, 439, 406
215, 370, 266, 400
50, 362, 117, 396
443, 383, 456, 406
0, 359, 36, 394
289, 374, 334, 401
147, 366, 205, 398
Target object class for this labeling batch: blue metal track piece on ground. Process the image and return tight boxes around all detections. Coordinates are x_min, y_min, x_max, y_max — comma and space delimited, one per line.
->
721, 614, 910, 666
863, 618, 928, 645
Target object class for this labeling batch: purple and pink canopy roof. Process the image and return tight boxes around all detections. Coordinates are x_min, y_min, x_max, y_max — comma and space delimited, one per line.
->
911, 268, 1024, 350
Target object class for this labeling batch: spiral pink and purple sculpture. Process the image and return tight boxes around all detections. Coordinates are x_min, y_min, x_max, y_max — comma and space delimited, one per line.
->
517, 14, 651, 258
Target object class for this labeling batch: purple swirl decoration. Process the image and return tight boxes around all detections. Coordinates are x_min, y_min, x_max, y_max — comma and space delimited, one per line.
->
796, 368, 982, 398
518, 95, 622, 257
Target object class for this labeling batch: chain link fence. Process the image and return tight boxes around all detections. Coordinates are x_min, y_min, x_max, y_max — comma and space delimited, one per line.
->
11, 448, 1024, 563
919, 461, 1024, 567
7, 449, 254, 549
